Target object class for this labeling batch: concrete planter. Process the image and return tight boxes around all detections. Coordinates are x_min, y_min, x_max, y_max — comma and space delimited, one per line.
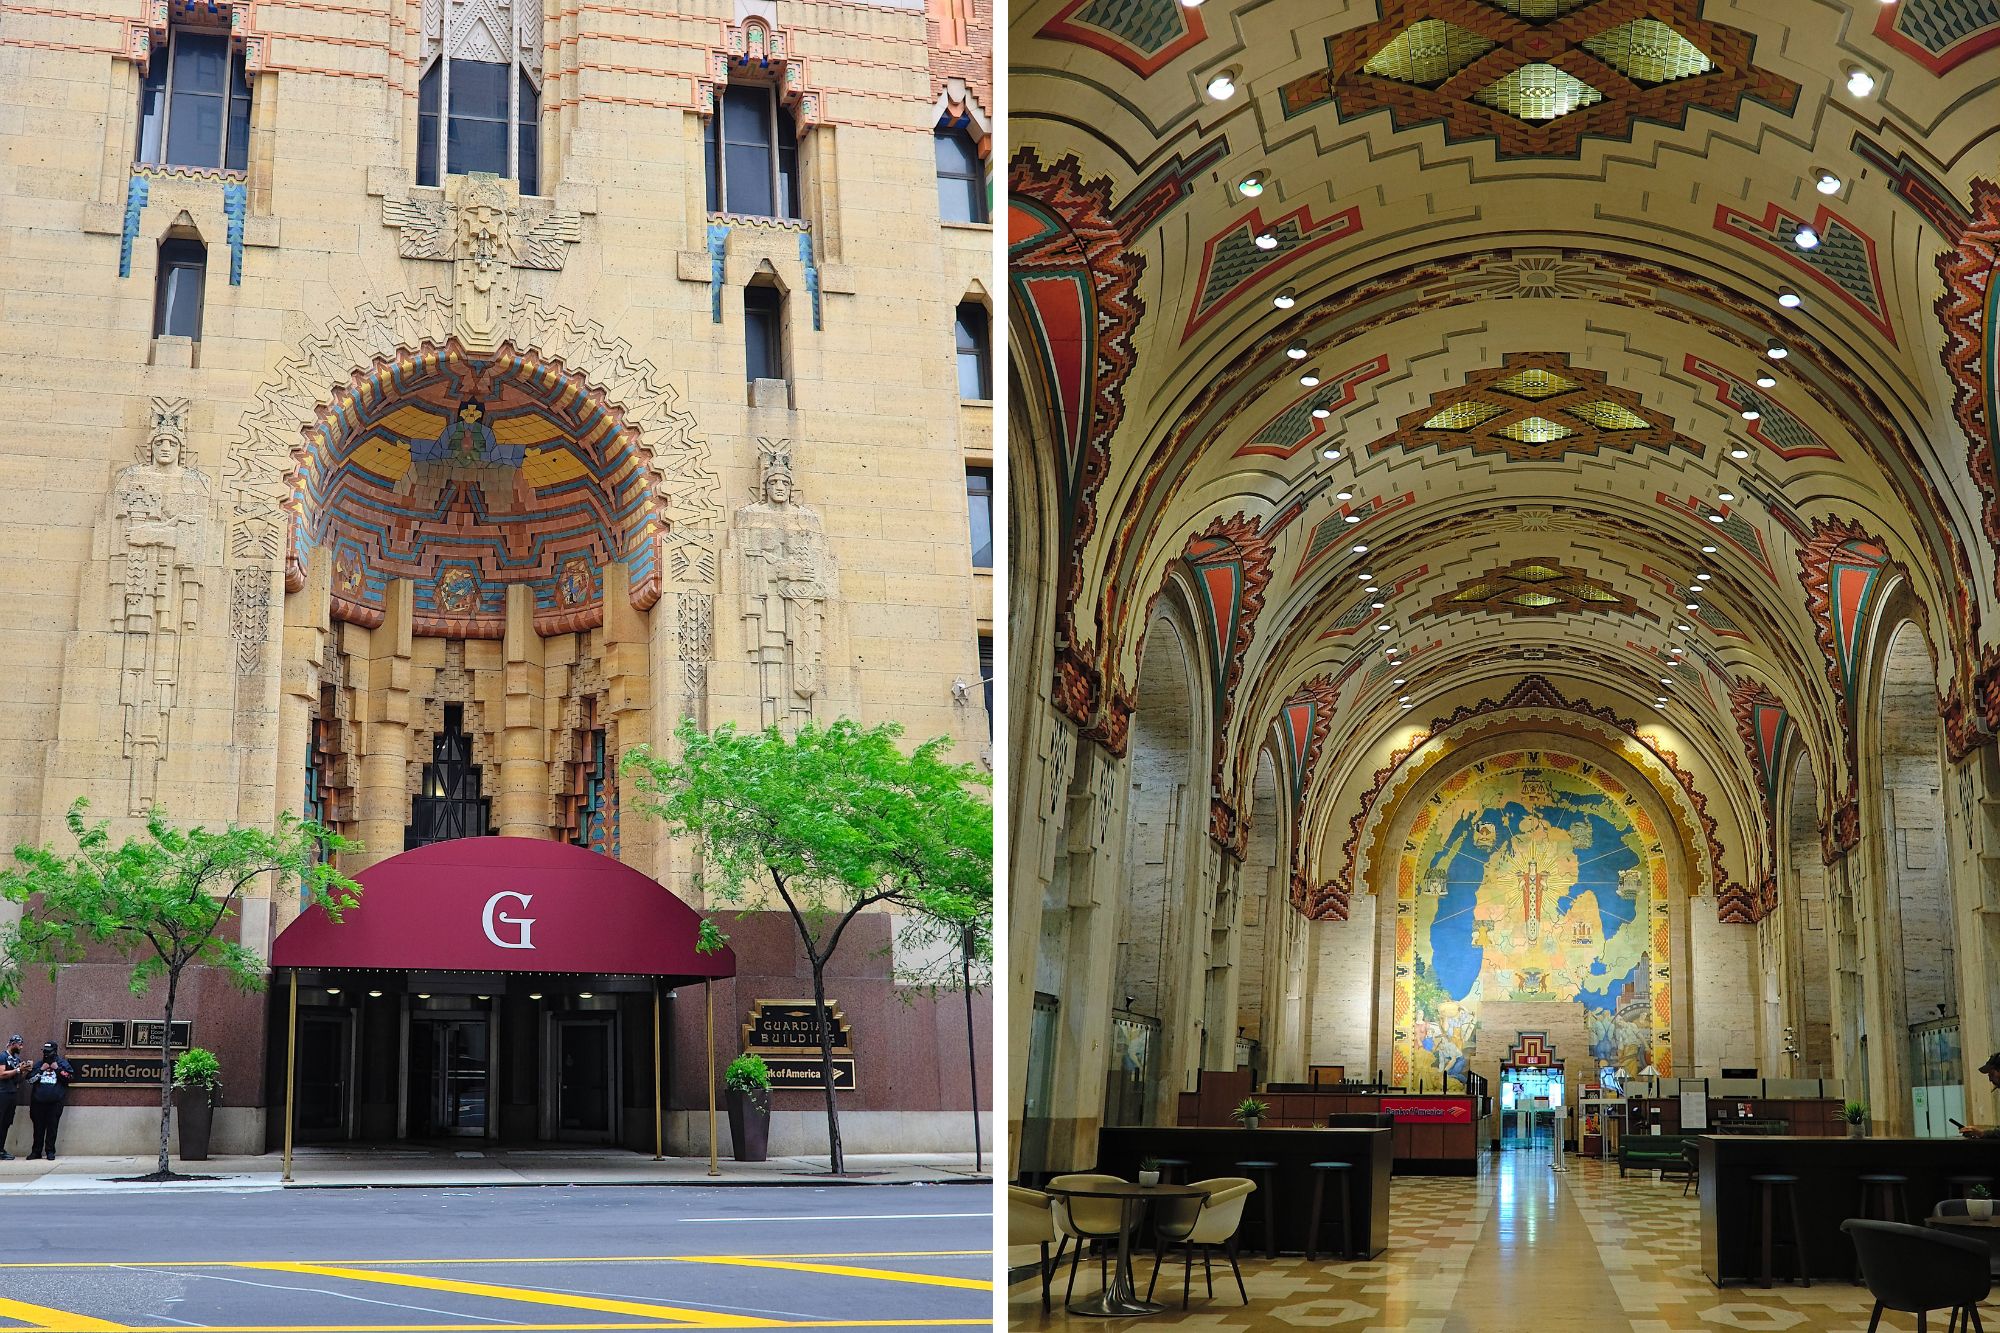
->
726, 1088, 771, 1163
175, 1089, 214, 1162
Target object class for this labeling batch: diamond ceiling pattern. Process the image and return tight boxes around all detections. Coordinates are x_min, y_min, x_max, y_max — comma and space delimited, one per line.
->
1420, 557, 1650, 620
1278, 0, 1800, 158
1369, 352, 1703, 464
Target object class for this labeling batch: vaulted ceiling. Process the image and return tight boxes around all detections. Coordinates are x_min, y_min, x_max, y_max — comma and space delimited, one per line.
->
1010, 0, 2000, 919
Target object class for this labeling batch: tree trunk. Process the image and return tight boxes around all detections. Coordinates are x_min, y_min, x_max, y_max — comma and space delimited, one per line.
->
810, 960, 844, 1175
962, 930, 981, 1173
157, 970, 179, 1176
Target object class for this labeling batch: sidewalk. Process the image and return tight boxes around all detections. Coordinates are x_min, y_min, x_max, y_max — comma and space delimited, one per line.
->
0, 1144, 992, 1194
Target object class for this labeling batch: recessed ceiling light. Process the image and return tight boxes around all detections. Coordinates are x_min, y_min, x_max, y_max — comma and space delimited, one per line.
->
1253, 230, 1277, 250
1817, 172, 1842, 195
1656, 696, 1668, 705
1286, 343, 1309, 360
1756, 373, 1777, 388
326, 987, 342, 996
1365, 586, 1379, 595
1718, 490, 1736, 502
1357, 571, 1373, 580
1352, 544, 1368, 554
529, 992, 543, 1000
1846, 67, 1875, 97
1272, 288, 1295, 309
578, 991, 595, 999
1696, 572, 1712, 581
1794, 226, 1820, 250
1207, 72, 1237, 100
1393, 677, 1406, 686
1708, 512, 1727, 524
1344, 514, 1361, 525
1767, 341, 1789, 360
1399, 695, 1411, 704
1300, 370, 1321, 387
1701, 544, 1718, 554
1660, 677, 1673, 687
368, 989, 383, 998
417, 993, 431, 1000
1777, 291, 1802, 309
1731, 447, 1751, 459
1677, 622, 1694, 633
1372, 601, 1386, 610
1319, 445, 1337, 458
1239, 174, 1265, 198
1669, 646, 1684, 656
1178, 0, 1203, 9
1686, 601, 1700, 611
1742, 409, 1761, 420
1336, 489, 1353, 500
1312, 407, 1332, 420
1402, 702, 1415, 710
1376, 622, 1391, 633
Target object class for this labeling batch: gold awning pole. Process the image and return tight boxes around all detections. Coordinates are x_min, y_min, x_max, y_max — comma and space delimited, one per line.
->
707, 980, 719, 1177
652, 983, 664, 1161
281, 970, 298, 1184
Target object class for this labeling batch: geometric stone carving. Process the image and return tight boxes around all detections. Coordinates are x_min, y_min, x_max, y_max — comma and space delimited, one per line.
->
732, 440, 838, 731
96, 397, 215, 814
380, 173, 582, 356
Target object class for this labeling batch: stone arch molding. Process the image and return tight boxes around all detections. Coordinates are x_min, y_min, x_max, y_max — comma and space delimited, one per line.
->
222, 287, 722, 673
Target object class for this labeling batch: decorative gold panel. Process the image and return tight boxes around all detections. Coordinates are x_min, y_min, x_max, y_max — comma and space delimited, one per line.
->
1484, 0, 1592, 17
1566, 400, 1652, 430
1581, 20, 1714, 85
1362, 20, 1496, 86
1472, 63, 1604, 123
1422, 401, 1508, 430
1491, 367, 1579, 399
1495, 415, 1575, 444
1508, 591, 1564, 607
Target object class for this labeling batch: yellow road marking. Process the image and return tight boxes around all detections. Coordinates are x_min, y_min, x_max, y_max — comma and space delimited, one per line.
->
236, 1262, 773, 1327
0, 1293, 125, 1331
668, 1257, 991, 1292
0, 1252, 988, 1270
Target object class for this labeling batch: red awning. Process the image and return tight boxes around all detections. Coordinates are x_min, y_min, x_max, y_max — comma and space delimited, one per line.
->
272, 838, 736, 980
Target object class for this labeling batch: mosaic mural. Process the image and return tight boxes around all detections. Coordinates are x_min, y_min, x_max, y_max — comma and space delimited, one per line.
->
1392, 750, 1671, 1090
288, 343, 664, 638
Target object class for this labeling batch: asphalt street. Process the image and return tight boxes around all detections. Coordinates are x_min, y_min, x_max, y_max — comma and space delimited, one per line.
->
0, 1183, 994, 1332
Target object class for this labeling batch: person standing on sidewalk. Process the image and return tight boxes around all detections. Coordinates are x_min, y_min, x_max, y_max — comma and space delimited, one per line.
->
27, 1041, 72, 1161
0, 1036, 23, 1159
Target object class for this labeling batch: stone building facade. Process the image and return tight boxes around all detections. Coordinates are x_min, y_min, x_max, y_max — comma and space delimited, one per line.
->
0, 0, 993, 1155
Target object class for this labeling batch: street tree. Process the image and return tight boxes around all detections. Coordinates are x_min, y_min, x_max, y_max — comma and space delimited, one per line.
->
625, 717, 992, 1174
0, 801, 359, 1178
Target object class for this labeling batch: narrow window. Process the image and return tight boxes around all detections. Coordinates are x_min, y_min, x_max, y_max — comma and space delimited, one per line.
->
414, 57, 541, 191
935, 127, 987, 224
966, 466, 993, 569
745, 285, 785, 382
978, 634, 994, 738
708, 84, 800, 219
153, 238, 207, 340
406, 703, 493, 849
956, 302, 991, 400
138, 30, 252, 170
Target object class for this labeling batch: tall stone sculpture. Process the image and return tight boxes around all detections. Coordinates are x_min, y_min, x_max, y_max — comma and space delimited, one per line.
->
96, 398, 215, 814
733, 443, 838, 731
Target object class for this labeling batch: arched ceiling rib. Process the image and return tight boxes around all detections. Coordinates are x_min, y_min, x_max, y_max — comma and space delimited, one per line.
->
1011, 0, 2000, 921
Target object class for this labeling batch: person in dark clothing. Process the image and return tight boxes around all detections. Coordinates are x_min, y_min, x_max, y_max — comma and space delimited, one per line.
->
0, 1036, 23, 1160
27, 1041, 72, 1160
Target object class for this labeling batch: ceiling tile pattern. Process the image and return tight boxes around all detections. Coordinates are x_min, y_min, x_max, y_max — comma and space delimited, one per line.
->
1416, 556, 1650, 620
1368, 352, 1700, 463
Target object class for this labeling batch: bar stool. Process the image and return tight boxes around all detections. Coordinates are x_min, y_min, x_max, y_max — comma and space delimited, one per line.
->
1748, 1173, 1811, 1288
1857, 1173, 1910, 1225
1947, 1174, 1994, 1200
1154, 1158, 1193, 1186
1305, 1161, 1356, 1262
1235, 1160, 1280, 1260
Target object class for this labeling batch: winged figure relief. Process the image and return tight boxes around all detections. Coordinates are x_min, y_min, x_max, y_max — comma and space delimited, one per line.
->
519, 210, 583, 271
381, 196, 453, 261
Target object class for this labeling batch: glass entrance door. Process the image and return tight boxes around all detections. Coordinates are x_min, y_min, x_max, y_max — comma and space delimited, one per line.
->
552, 1016, 616, 1141
297, 1012, 353, 1141
410, 1018, 489, 1138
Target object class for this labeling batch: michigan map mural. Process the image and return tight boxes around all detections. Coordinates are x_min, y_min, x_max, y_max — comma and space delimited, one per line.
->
1392, 751, 1672, 1091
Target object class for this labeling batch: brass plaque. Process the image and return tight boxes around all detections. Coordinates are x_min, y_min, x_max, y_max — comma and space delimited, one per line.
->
762, 1054, 857, 1091
743, 1000, 851, 1053
66, 1020, 128, 1048
129, 1020, 191, 1050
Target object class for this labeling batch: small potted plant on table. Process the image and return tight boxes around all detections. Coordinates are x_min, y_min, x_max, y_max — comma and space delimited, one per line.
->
1842, 1101, 1868, 1139
1138, 1156, 1161, 1187
173, 1047, 221, 1162
1233, 1097, 1269, 1131
725, 1052, 773, 1163
1967, 1183, 1994, 1220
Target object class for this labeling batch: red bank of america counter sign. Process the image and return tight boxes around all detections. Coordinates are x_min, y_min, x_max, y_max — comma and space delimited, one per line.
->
1379, 1097, 1475, 1124
272, 838, 738, 980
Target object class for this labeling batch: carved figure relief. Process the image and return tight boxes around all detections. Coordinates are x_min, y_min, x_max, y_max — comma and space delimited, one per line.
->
380, 174, 582, 355
96, 398, 216, 813
732, 443, 838, 730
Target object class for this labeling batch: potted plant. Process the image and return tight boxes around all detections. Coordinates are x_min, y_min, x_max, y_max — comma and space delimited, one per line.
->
1138, 1156, 1161, 1188
1233, 1097, 1269, 1131
1968, 1183, 1994, 1220
172, 1047, 221, 1162
1842, 1100, 1868, 1139
725, 1052, 773, 1163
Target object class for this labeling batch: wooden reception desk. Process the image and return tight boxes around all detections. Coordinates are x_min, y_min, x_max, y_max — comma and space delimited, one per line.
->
1697, 1135, 2000, 1285
1098, 1125, 1394, 1258
1178, 1080, 1482, 1174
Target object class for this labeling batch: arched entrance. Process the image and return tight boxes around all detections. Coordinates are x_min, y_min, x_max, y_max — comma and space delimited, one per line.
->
269, 838, 735, 1154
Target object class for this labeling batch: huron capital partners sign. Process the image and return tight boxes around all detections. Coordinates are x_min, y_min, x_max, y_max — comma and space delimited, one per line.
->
743, 1000, 857, 1091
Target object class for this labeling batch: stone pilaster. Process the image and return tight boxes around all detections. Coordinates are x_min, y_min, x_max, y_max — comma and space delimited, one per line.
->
496, 584, 548, 838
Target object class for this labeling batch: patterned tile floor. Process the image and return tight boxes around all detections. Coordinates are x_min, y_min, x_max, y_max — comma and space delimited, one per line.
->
1007, 1142, 1974, 1331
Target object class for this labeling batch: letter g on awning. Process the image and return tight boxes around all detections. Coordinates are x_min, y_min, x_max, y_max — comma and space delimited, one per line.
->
272, 838, 737, 981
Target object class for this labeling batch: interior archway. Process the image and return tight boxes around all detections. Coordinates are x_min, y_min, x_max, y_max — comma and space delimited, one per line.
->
1782, 746, 1833, 1075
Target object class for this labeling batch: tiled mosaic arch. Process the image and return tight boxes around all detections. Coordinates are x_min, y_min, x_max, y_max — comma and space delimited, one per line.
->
225, 289, 720, 669
288, 341, 670, 638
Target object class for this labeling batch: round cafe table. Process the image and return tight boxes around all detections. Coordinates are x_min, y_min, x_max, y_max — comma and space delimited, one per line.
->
1047, 1180, 1206, 1317
1926, 1214, 2000, 1276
